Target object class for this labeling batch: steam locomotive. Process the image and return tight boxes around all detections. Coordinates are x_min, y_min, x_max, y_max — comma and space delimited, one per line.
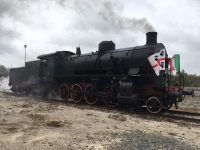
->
9, 32, 194, 113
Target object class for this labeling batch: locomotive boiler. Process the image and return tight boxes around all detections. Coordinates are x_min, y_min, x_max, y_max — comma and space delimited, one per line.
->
9, 32, 194, 113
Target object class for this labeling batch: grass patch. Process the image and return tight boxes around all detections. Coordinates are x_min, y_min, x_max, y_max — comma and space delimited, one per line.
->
28, 114, 48, 123
174, 120, 199, 127
1, 95, 9, 98
86, 113, 93, 116
108, 114, 127, 121
6, 127, 18, 133
168, 132, 177, 136
46, 121, 64, 127
86, 134, 93, 140
21, 104, 32, 108
22, 127, 39, 132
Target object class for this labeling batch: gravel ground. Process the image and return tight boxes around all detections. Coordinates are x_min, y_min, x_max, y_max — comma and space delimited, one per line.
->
109, 130, 199, 150
178, 87, 200, 113
0, 82, 200, 150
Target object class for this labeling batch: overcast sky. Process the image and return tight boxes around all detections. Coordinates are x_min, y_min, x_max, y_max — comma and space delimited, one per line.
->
0, 0, 200, 75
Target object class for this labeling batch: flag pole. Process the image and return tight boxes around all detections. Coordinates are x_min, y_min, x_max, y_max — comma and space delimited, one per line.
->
24, 45, 27, 65
175, 54, 181, 86
170, 65, 171, 86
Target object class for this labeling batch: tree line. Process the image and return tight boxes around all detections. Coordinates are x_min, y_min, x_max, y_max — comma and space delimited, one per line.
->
0, 65, 9, 80
170, 70, 200, 87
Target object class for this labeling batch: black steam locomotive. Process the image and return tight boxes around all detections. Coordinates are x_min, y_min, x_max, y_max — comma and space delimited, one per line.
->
9, 32, 194, 113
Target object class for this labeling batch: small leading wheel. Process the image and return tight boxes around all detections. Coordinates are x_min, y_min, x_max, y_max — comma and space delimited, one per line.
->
146, 96, 163, 113
103, 86, 118, 107
59, 84, 70, 101
70, 84, 83, 103
84, 85, 98, 105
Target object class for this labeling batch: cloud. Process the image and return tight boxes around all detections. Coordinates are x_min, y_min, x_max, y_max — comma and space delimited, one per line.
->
54, 0, 155, 33
0, 0, 11, 17
99, 1, 155, 33
0, 0, 30, 18
0, 0, 199, 75
46, 0, 152, 51
0, 24, 20, 55
0, 0, 27, 55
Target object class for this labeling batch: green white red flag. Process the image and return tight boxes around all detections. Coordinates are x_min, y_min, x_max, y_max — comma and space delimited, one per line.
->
169, 54, 180, 71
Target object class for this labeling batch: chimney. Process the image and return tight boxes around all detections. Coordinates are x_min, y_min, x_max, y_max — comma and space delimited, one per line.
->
146, 32, 157, 45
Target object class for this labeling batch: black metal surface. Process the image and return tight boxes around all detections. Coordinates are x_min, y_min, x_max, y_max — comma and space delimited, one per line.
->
24, 60, 41, 84
184, 89, 194, 97
9, 67, 25, 85
146, 32, 157, 45
98, 41, 115, 53
37, 51, 75, 60
117, 82, 138, 105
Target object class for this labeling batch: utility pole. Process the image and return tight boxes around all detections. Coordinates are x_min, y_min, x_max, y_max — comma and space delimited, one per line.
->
24, 45, 27, 65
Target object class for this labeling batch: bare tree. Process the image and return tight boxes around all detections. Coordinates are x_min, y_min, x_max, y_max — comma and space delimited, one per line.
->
0, 65, 9, 85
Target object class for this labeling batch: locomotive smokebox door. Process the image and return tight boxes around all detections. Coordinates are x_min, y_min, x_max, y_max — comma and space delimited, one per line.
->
117, 82, 138, 106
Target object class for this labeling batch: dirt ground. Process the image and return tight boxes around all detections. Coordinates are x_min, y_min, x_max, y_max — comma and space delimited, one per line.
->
0, 89, 199, 150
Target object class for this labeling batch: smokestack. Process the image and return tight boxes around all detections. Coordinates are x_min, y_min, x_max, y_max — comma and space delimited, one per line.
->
146, 32, 157, 45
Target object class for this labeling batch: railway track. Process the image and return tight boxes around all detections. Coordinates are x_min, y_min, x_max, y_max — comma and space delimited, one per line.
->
1, 91, 200, 124
167, 110, 200, 116
162, 110, 200, 124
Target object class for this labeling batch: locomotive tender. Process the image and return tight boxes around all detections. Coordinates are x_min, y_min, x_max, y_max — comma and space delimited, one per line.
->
9, 32, 194, 113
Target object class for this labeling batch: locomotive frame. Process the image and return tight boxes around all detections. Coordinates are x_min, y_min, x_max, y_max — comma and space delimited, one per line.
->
8, 32, 194, 113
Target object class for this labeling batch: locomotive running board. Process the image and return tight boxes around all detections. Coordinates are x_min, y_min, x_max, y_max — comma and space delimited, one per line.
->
54, 74, 159, 78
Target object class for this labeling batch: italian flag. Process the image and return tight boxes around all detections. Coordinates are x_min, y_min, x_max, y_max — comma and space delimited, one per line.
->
169, 54, 180, 71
